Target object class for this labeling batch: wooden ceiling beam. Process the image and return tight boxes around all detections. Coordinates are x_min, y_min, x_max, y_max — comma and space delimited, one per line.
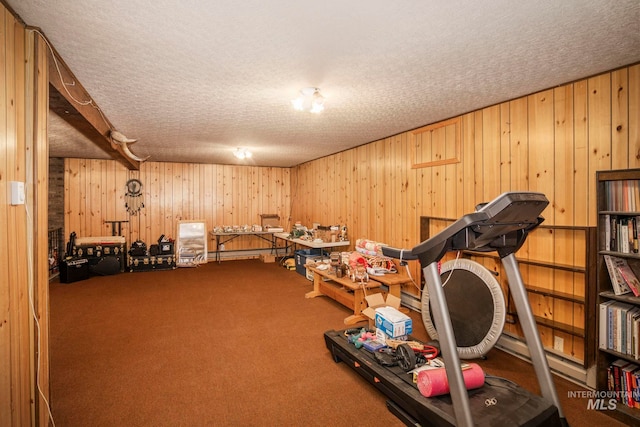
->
45, 34, 140, 170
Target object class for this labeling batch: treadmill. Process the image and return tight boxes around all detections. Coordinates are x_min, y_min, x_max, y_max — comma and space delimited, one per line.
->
324, 192, 568, 426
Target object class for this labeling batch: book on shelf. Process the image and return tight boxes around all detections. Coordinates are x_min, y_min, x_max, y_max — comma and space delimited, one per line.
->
634, 217, 639, 253
618, 304, 632, 354
611, 216, 617, 252
618, 261, 640, 297
605, 180, 640, 211
600, 301, 640, 358
635, 309, 640, 359
608, 358, 640, 408
604, 254, 633, 295
611, 359, 631, 401
605, 214, 611, 251
611, 359, 629, 396
622, 363, 638, 407
622, 221, 631, 253
628, 307, 640, 356
631, 367, 640, 408
600, 300, 616, 350
606, 215, 640, 254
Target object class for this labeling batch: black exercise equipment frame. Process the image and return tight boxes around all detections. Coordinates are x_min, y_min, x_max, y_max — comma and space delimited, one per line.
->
376, 192, 567, 426
324, 329, 562, 427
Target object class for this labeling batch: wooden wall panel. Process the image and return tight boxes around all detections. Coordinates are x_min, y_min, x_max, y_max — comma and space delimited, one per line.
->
415, 130, 432, 217
2, 9, 32, 427
481, 104, 501, 201
444, 125, 457, 220
432, 127, 448, 218
573, 79, 590, 226
33, 31, 52, 426
611, 68, 629, 169
526, 89, 555, 304
509, 97, 529, 191
473, 110, 484, 204
0, 8, 13, 423
630, 64, 640, 169
461, 113, 476, 214
335, 151, 347, 226
499, 102, 511, 193
64, 160, 292, 253
215, 165, 225, 226
1, 9, 52, 426
0, 7, 14, 425
588, 74, 612, 226
528, 90, 555, 221
554, 85, 574, 226
372, 138, 388, 237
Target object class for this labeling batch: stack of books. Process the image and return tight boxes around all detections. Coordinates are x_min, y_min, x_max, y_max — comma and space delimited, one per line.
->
600, 300, 640, 357
607, 358, 640, 409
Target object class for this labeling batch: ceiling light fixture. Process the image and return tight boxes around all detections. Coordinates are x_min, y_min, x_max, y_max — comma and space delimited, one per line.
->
291, 87, 325, 113
233, 147, 252, 159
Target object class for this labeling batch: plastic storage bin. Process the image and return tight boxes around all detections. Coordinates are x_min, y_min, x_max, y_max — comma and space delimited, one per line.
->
294, 249, 326, 278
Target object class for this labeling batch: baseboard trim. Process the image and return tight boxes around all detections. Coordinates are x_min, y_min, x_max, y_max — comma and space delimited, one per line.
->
495, 334, 592, 388
400, 292, 422, 311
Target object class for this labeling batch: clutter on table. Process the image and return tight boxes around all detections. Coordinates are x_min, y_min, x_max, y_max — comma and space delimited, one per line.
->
301, 243, 398, 284
287, 222, 348, 243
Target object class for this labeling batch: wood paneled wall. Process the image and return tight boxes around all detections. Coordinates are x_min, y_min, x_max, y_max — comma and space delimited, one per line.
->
292, 65, 639, 266
0, 6, 51, 426
64, 160, 291, 252
290, 64, 640, 364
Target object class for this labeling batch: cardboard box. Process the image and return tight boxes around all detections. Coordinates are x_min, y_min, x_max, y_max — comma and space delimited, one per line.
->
363, 293, 402, 329
260, 253, 275, 263
260, 214, 280, 228
375, 306, 412, 338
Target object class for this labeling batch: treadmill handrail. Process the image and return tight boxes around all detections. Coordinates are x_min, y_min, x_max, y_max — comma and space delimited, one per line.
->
380, 246, 419, 261
381, 192, 548, 265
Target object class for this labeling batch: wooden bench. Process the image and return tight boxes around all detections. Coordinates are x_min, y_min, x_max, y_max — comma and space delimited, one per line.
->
368, 260, 414, 314
305, 266, 382, 325
369, 269, 413, 299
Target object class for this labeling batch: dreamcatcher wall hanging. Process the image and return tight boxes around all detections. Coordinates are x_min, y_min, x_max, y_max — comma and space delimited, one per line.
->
125, 178, 145, 215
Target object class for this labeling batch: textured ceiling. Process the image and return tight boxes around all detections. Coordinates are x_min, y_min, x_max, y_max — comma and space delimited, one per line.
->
7, 0, 640, 167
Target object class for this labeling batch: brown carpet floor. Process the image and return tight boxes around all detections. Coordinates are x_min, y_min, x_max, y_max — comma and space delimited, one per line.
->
49, 259, 625, 426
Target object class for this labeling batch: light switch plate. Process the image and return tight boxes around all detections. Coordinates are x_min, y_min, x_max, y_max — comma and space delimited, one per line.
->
553, 336, 564, 352
10, 181, 25, 205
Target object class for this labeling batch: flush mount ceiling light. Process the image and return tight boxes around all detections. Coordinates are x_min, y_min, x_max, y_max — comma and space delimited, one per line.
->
291, 87, 325, 113
233, 147, 252, 159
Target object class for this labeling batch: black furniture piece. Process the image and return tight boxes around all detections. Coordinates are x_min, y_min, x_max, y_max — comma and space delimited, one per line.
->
59, 257, 90, 283
324, 330, 561, 427
325, 192, 567, 427
128, 254, 176, 272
